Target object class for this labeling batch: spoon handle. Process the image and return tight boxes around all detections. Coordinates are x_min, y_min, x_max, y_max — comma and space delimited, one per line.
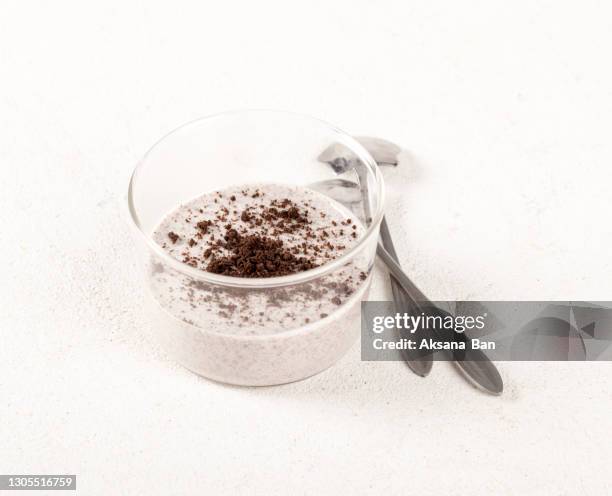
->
376, 243, 504, 395
379, 217, 433, 377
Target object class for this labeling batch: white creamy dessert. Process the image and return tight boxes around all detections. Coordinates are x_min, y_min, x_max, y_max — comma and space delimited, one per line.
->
147, 183, 371, 385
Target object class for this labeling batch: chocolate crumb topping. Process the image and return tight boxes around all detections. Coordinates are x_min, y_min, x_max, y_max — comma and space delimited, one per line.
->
168, 231, 179, 244
207, 228, 317, 278
196, 220, 213, 233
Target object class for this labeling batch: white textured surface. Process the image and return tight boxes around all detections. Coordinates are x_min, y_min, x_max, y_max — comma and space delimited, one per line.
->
1, 1, 611, 494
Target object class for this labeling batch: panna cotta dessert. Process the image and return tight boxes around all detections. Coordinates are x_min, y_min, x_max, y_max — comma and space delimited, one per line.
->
147, 183, 371, 385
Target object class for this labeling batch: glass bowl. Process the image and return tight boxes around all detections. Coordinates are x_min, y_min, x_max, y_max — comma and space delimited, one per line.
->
128, 110, 385, 385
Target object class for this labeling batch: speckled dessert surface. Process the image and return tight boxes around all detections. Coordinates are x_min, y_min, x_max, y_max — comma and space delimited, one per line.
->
149, 184, 369, 336
153, 184, 364, 273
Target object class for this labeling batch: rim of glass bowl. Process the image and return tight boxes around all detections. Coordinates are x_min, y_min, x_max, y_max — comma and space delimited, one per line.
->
127, 109, 385, 289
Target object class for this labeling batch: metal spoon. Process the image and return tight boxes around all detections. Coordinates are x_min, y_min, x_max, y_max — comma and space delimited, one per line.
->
317, 139, 433, 377
379, 217, 434, 377
315, 138, 503, 395
377, 244, 503, 395
309, 176, 432, 376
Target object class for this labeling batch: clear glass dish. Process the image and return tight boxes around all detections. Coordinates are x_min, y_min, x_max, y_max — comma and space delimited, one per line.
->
128, 110, 385, 385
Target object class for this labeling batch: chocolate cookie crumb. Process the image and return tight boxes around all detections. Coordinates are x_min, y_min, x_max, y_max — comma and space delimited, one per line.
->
207, 228, 317, 278
168, 231, 179, 244
196, 220, 212, 233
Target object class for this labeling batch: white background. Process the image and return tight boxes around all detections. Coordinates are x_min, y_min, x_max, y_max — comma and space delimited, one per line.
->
1, 1, 611, 494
